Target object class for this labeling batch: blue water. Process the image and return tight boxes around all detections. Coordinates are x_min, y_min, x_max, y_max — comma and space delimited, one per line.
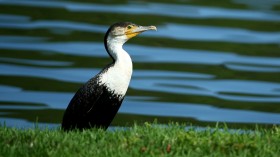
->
0, 0, 279, 128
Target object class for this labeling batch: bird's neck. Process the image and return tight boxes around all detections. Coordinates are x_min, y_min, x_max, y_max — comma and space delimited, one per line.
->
106, 38, 132, 67
100, 38, 133, 97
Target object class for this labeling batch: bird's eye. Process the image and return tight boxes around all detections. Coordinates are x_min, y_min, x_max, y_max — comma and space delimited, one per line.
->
127, 25, 132, 29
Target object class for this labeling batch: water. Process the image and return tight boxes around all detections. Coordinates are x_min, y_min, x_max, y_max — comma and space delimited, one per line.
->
0, 0, 280, 128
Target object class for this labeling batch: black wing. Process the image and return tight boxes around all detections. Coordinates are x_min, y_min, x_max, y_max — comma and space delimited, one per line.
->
61, 77, 123, 131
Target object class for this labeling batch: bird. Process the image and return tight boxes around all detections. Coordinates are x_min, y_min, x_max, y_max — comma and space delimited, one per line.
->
61, 22, 157, 131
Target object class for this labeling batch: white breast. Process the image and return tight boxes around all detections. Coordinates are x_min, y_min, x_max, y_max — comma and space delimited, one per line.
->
99, 37, 133, 97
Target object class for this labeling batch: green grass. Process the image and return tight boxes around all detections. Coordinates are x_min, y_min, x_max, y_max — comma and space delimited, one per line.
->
0, 123, 279, 157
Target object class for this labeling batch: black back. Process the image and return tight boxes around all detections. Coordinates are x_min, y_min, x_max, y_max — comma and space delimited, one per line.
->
62, 22, 134, 131
61, 75, 123, 131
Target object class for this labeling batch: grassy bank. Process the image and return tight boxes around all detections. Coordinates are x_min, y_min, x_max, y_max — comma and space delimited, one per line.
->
0, 123, 279, 157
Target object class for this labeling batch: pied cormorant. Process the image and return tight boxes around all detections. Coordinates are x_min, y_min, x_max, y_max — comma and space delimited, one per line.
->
61, 22, 157, 131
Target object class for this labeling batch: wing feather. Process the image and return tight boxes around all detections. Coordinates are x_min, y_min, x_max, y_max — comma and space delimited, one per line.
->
62, 76, 123, 130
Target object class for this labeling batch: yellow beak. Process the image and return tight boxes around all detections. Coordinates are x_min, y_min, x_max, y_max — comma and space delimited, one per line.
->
125, 25, 157, 39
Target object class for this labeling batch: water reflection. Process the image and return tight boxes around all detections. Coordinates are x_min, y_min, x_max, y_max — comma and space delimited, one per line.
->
0, 64, 98, 83
131, 79, 280, 102
1, 0, 280, 21
0, 64, 213, 83
225, 63, 280, 72
127, 45, 280, 66
154, 24, 280, 43
233, 0, 280, 10
1, 63, 280, 103
0, 36, 48, 43
120, 101, 280, 124
1, 85, 279, 125
0, 14, 30, 22
0, 17, 106, 34
0, 57, 72, 66
1, 39, 280, 67
1, 16, 279, 43
0, 0, 279, 128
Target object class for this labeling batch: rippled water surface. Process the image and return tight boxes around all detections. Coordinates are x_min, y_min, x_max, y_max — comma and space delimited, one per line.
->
0, 0, 280, 128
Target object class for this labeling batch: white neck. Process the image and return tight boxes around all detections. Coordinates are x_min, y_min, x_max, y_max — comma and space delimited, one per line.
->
99, 35, 133, 97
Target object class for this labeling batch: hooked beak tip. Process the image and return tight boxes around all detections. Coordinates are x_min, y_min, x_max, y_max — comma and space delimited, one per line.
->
149, 25, 157, 31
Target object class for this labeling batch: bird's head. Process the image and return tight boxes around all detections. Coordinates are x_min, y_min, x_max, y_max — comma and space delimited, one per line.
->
105, 22, 157, 45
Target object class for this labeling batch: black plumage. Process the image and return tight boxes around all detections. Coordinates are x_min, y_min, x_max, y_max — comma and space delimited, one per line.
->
61, 22, 156, 131
61, 23, 127, 131
61, 74, 123, 130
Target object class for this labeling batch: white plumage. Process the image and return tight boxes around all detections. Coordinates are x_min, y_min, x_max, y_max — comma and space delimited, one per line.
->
61, 22, 156, 131
100, 34, 133, 97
